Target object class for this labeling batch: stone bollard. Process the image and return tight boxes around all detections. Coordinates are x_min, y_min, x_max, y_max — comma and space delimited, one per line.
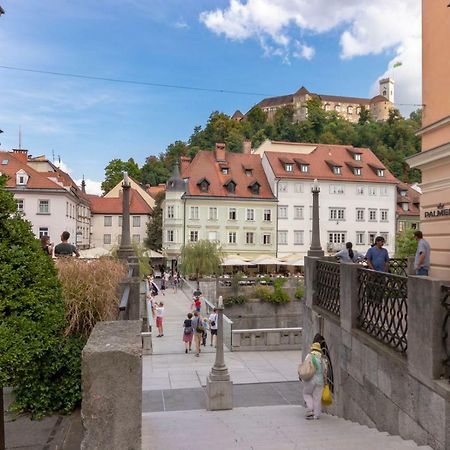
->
81, 320, 142, 450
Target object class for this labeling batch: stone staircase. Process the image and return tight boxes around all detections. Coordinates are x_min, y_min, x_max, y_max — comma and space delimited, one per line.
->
142, 405, 433, 450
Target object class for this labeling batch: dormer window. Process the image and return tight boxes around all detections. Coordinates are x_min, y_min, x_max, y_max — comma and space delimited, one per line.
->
285, 163, 293, 172
402, 202, 409, 211
249, 181, 260, 195
354, 153, 361, 161
333, 166, 341, 175
353, 167, 361, 176
16, 169, 29, 186
1, 159, 8, 165
221, 167, 229, 175
224, 179, 236, 194
377, 169, 385, 177
400, 190, 407, 197
294, 158, 309, 173
245, 169, 252, 176
197, 178, 210, 193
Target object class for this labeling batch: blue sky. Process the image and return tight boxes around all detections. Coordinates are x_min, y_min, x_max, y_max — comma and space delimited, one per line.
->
0, 0, 421, 194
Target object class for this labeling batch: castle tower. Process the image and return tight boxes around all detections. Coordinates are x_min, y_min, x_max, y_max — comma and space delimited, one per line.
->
379, 78, 394, 103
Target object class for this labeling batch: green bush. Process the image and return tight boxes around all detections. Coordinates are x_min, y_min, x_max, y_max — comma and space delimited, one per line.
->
224, 295, 247, 305
254, 285, 272, 301
295, 283, 304, 300
254, 283, 290, 304
0, 175, 84, 418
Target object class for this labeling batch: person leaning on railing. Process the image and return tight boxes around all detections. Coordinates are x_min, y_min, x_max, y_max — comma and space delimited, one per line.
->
334, 242, 365, 263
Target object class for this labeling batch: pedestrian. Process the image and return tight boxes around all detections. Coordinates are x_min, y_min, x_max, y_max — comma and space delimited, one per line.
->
172, 271, 178, 293
54, 231, 80, 257
192, 295, 202, 313
365, 236, 389, 272
302, 342, 328, 420
335, 242, 364, 263
40, 235, 53, 257
202, 316, 209, 346
209, 308, 218, 347
183, 312, 193, 353
155, 301, 164, 337
160, 274, 166, 296
192, 311, 204, 357
414, 230, 431, 276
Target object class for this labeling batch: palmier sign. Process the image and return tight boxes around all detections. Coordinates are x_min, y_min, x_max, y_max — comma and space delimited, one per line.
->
424, 203, 450, 218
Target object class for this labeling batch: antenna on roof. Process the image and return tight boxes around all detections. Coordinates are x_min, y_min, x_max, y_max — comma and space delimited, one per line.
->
58, 155, 61, 166
52, 149, 55, 163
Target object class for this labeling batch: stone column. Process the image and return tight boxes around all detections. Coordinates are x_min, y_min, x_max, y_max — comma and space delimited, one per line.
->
407, 276, 445, 381
117, 172, 135, 261
206, 296, 233, 410
339, 262, 360, 332
308, 180, 324, 258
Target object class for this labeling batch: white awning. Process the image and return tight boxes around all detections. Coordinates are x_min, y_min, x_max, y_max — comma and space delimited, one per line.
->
222, 255, 251, 266
79, 247, 111, 259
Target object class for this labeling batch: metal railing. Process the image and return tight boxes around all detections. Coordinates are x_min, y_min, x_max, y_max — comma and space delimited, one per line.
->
389, 258, 408, 277
442, 285, 450, 379
315, 260, 341, 316
357, 268, 408, 353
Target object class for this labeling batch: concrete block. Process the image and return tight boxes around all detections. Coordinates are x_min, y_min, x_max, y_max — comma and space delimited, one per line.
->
81, 320, 142, 450
206, 377, 233, 411
266, 331, 281, 346
142, 331, 152, 355
398, 410, 430, 448
362, 346, 378, 388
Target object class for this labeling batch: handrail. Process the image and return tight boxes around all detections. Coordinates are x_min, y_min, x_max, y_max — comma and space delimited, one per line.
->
119, 285, 130, 311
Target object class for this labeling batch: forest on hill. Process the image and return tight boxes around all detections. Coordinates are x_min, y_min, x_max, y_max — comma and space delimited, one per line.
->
101, 98, 422, 194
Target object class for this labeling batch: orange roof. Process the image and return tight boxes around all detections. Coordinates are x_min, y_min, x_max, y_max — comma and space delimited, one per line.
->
88, 189, 152, 214
147, 184, 166, 199
264, 144, 398, 184
0, 151, 65, 190
397, 184, 421, 216
181, 150, 276, 200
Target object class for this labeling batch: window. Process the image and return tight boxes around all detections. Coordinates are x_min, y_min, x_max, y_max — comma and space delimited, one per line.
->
294, 183, 303, 193
380, 187, 388, 196
369, 233, 377, 245
38, 200, 50, 214
39, 227, 49, 238
263, 234, 271, 245
333, 166, 341, 175
132, 234, 140, 243
380, 209, 388, 221
300, 164, 309, 173
353, 167, 361, 176
356, 107, 361, 115
400, 189, 407, 197
354, 153, 361, 161
208, 231, 219, 242
167, 230, 174, 242
200, 180, 209, 192
368, 186, 377, 196
335, 104, 341, 112
263, 209, 271, 221
356, 185, 364, 195
356, 232, 365, 245
380, 232, 389, 245
132, 216, 141, 227
250, 183, 260, 195
329, 185, 344, 194
324, 103, 330, 111
229, 208, 237, 220
226, 181, 236, 193
278, 205, 288, 219
118, 216, 122, 227
104, 216, 112, 227
294, 206, 304, 220
246, 232, 254, 244
369, 209, 377, 221
190, 206, 199, 220
16, 199, 24, 213
402, 202, 409, 211
221, 167, 229, 175
330, 208, 345, 221
16, 173, 27, 185
279, 182, 287, 192
278, 230, 287, 245
328, 232, 346, 244
245, 169, 253, 177
167, 205, 174, 219
228, 232, 236, 244
104, 234, 112, 244
356, 208, 365, 221
246, 208, 254, 221
285, 163, 293, 172
190, 231, 198, 242
377, 169, 385, 177
347, 106, 353, 115
294, 230, 304, 245
209, 207, 218, 220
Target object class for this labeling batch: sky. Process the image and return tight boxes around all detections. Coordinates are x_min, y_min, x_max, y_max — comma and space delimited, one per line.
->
0, 0, 421, 195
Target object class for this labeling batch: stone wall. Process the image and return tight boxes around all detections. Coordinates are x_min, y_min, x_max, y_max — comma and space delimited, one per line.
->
303, 257, 450, 450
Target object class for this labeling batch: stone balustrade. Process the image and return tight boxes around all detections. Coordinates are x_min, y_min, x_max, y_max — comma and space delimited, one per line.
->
232, 327, 302, 351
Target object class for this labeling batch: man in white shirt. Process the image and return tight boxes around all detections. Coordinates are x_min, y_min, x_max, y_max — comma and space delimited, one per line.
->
209, 308, 218, 347
156, 302, 164, 337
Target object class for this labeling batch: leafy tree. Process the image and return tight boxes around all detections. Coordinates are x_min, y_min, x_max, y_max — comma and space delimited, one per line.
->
145, 191, 164, 252
0, 175, 84, 417
358, 105, 371, 125
395, 228, 418, 258
101, 158, 141, 194
179, 239, 223, 289
162, 140, 189, 170
140, 156, 170, 186
246, 106, 267, 134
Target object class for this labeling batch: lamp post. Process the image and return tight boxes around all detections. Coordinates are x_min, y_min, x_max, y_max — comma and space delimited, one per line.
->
308, 178, 325, 257
117, 172, 135, 260
206, 295, 233, 410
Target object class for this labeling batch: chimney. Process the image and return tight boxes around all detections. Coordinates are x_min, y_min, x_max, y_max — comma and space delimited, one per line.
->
215, 143, 226, 162
242, 140, 252, 154
180, 156, 191, 176
12, 149, 28, 162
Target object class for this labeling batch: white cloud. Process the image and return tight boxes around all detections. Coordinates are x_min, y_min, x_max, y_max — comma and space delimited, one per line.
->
174, 20, 189, 29
200, 0, 421, 110
75, 178, 103, 196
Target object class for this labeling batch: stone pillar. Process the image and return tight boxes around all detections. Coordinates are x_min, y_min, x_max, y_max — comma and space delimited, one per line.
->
339, 262, 360, 332
82, 321, 142, 450
117, 173, 135, 261
407, 276, 445, 381
308, 181, 324, 258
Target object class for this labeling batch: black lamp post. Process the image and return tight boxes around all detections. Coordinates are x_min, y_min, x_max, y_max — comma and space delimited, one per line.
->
117, 172, 135, 260
308, 178, 325, 257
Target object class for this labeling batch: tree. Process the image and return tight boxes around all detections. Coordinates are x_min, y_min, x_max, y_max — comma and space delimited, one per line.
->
101, 158, 141, 194
140, 156, 170, 186
0, 175, 84, 416
395, 228, 418, 258
145, 191, 164, 252
358, 105, 371, 125
179, 240, 223, 289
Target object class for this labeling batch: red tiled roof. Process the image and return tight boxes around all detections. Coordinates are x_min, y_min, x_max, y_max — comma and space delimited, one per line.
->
88, 189, 152, 214
258, 94, 294, 108
264, 144, 398, 184
147, 184, 166, 199
396, 184, 421, 216
0, 151, 65, 190
181, 150, 276, 200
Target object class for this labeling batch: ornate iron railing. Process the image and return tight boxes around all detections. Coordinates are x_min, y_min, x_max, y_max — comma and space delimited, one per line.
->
315, 261, 340, 316
389, 258, 408, 277
442, 285, 450, 380
357, 268, 408, 353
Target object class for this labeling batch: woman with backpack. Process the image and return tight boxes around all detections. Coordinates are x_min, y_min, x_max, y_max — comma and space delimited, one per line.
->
301, 342, 328, 420
183, 312, 194, 353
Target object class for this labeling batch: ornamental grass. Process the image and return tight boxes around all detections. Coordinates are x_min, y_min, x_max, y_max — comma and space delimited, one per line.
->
56, 257, 127, 339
